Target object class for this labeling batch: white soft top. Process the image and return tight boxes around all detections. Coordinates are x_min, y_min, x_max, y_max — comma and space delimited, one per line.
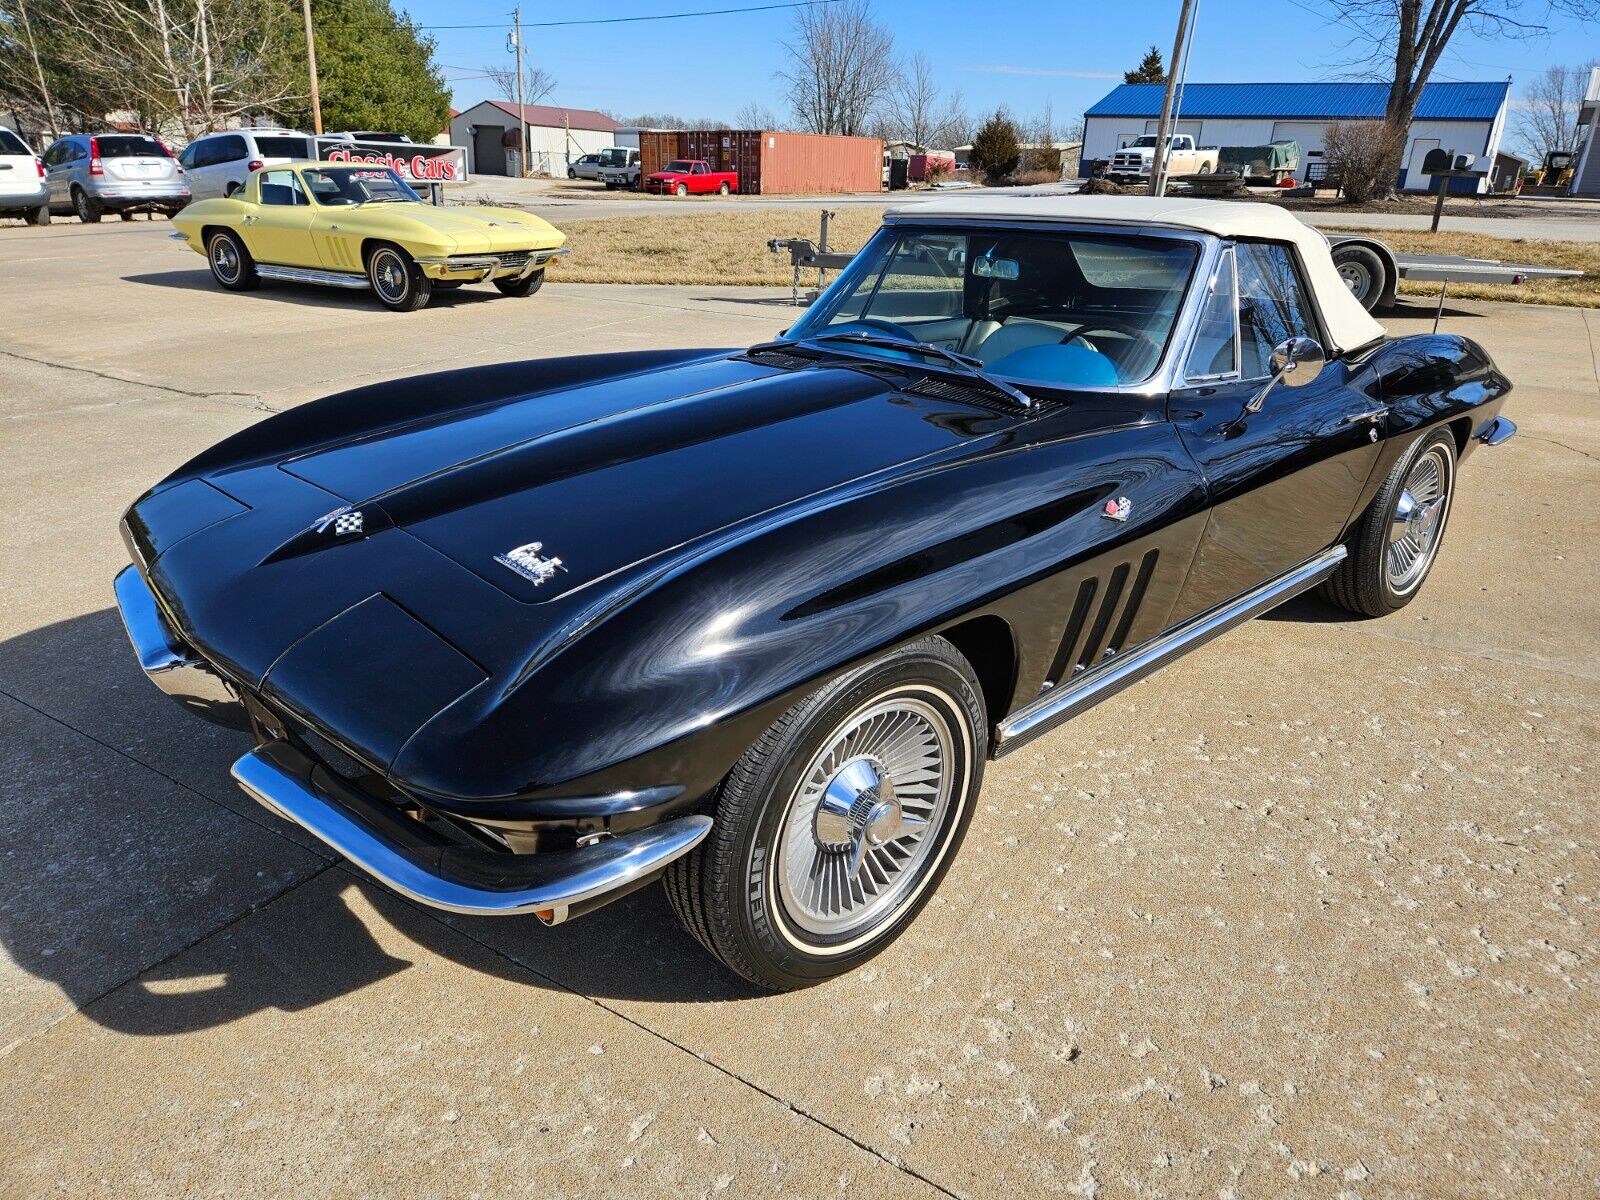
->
886, 194, 1386, 353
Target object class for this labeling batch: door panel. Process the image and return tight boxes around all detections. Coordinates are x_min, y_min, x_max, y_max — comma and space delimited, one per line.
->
1168, 362, 1383, 617
239, 172, 316, 265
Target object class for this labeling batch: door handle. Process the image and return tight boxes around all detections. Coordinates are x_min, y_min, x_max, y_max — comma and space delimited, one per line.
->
1341, 407, 1387, 426
243, 215, 256, 224
328, 224, 339, 231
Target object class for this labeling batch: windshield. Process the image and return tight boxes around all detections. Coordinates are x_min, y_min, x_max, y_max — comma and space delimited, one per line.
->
301, 167, 420, 205
599, 148, 627, 166
786, 227, 1199, 389
663, 161, 695, 172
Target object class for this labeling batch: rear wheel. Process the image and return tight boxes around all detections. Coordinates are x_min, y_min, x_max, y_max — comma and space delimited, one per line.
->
24, 204, 49, 226
366, 242, 432, 312
665, 636, 985, 990
206, 229, 258, 291
718, 181, 730, 195
1323, 428, 1457, 617
72, 188, 101, 224
493, 269, 545, 297
120, 211, 135, 222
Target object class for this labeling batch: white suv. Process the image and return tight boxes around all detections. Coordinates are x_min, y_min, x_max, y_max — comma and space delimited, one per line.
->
178, 129, 312, 201
0, 126, 49, 225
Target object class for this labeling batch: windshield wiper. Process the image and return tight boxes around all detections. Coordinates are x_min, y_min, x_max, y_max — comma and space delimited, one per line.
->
804, 331, 1033, 409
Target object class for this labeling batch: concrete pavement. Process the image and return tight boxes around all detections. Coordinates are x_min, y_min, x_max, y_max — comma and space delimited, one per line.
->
1, 219, 1596, 1197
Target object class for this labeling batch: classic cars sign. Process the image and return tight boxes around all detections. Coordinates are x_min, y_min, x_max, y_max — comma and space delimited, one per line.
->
313, 138, 469, 185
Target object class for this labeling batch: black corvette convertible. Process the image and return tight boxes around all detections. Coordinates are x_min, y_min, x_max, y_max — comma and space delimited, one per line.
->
116, 196, 1514, 990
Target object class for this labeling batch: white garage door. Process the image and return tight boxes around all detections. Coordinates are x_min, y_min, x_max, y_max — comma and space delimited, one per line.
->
1269, 121, 1331, 155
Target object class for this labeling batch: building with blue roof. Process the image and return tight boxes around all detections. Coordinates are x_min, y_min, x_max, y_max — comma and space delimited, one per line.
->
1081, 79, 1514, 193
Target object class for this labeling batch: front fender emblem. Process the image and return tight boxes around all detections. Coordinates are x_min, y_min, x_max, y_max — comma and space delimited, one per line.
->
496, 541, 567, 586
313, 506, 364, 536
1103, 496, 1132, 522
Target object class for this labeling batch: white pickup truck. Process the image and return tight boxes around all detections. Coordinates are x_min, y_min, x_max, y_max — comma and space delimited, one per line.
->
1106, 134, 1216, 184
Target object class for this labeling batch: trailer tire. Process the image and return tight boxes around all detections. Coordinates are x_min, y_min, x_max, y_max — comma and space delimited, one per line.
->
1330, 242, 1386, 312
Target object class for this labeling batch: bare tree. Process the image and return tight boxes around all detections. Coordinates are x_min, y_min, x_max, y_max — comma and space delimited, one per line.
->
880, 51, 966, 149
482, 61, 556, 107
0, 0, 61, 139
779, 0, 896, 136
734, 100, 782, 129
1515, 60, 1599, 162
1318, 0, 1600, 194
47, 0, 298, 139
1323, 119, 1408, 201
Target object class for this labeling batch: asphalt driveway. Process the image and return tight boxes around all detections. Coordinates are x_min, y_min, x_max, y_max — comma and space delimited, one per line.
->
1, 220, 1596, 1198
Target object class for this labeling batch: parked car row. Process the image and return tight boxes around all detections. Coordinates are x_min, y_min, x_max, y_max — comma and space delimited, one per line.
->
1, 126, 423, 226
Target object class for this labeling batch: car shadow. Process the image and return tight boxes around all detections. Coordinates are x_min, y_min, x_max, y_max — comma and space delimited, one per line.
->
0, 607, 756, 1040
122, 271, 506, 311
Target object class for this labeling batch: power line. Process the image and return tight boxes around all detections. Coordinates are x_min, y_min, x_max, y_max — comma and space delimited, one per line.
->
418, 0, 838, 30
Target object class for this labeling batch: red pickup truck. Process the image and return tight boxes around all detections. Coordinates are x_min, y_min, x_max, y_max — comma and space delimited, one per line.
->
644, 159, 739, 196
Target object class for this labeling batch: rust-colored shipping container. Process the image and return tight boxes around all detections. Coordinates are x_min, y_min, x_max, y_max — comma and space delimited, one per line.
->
637, 130, 686, 180
757, 131, 882, 195
637, 129, 882, 194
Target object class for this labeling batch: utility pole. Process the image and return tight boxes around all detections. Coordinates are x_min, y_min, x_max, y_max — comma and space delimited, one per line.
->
1149, 0, 1195, 197
511, 8, 530, 178
301, 0, 323, 135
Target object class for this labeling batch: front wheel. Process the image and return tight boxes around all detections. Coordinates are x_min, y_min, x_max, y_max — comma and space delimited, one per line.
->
1323, 428, 1457, 617
665, 636, 985, 990
675, 182, 688, 197
366, 242, 432, 311
493, 269, 545, 297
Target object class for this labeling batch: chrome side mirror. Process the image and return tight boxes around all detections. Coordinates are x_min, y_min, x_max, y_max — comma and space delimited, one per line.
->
1270, 336, 1326, 388
1245, 336, 1326, 414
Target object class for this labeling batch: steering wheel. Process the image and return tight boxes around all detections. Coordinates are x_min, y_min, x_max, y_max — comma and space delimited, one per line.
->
1060, 317, 1163, 356
831, 317, 918, 343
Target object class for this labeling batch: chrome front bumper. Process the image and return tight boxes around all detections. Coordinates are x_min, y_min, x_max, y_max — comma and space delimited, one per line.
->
115, 564, 711, 925
232, 741, 711, 923
114, 566, 248, 729
417, 246, 568, 281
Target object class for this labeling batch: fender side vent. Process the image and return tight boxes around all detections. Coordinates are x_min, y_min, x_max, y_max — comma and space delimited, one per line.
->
1046, 549, 1160, 684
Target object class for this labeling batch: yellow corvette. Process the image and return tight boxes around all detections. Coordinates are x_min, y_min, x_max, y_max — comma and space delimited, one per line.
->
171, 161, 566, 311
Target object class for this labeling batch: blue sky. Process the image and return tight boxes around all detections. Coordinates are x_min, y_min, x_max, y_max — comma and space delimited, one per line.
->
407, 0, 1594, 125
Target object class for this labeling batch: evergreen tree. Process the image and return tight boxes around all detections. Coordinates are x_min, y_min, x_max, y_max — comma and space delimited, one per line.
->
1124, 46, 1166, 84
969, 109, 1021, 184
283, 0, 451, 142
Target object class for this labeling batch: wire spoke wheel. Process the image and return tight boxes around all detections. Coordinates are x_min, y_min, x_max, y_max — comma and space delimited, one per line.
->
775, 692, 955, 941
371, 249, 409, 305
1385, 442, 1453, 594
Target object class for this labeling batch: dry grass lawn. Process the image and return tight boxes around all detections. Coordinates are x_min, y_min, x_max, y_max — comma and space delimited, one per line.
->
545, 210, 1597, 308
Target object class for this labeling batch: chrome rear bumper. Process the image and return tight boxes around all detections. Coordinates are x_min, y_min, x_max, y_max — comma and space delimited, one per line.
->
1475, 415, 1516, 446
232, 741, 712, 924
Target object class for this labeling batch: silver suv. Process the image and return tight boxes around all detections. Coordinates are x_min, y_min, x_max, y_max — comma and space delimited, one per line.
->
43, 133, 190, 222
178, 129, 312, 200
0, 126, 49, 225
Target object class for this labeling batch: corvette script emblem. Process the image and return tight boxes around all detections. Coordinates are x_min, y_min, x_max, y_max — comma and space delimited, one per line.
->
495, 541, 567, 586
1102, 496, 1132, 522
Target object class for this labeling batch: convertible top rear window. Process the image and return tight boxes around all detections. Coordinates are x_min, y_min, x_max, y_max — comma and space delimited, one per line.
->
788, 226, 1199, 389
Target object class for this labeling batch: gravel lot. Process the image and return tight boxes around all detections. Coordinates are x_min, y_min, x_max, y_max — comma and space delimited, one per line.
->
1, 219, 1596, 1198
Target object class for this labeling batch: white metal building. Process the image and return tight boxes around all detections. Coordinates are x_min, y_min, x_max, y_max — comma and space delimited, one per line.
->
450, 101, 621, 177
1571, 67, 1600, 197
1081, 80, 1513, 194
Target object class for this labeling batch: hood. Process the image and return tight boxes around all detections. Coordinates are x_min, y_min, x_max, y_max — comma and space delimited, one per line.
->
275, 355, 988, 606
383, 204, 564, 252
130, 352, 1009, 772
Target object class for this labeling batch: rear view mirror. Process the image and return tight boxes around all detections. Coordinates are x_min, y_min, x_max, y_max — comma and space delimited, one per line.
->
973, 256, 1019, 281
